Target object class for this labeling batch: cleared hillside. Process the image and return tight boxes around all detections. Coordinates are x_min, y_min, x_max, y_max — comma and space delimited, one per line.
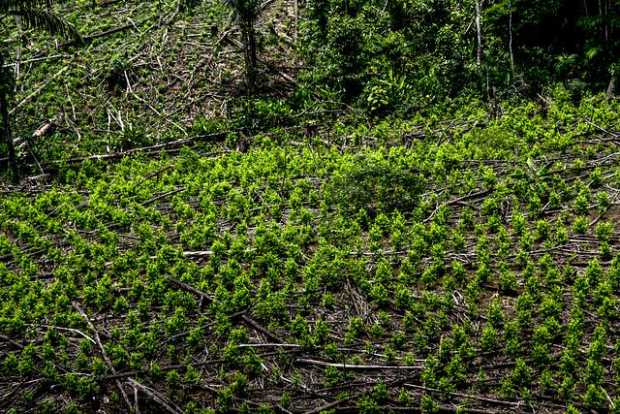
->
1, 95, 619, 412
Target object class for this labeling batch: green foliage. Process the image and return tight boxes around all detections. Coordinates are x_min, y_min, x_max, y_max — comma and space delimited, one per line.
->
0, 1, 82, 43
299, 0, 620, 113
0, 7, 619, 408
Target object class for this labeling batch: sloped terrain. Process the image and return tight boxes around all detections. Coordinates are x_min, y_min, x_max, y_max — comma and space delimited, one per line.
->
1, 0, 300, 163
0, 96, 619, 412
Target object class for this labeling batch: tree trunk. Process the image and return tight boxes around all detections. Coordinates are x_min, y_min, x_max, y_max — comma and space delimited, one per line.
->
608, 75, 616, 97
15, 17, 22, 83
508, 1, 514, 77
242, 19, 257, 95
475, 0, 483, 66
603, 0, 608, 43
249, 19, 257, 87
0, 54, 18, 183
0, 88, 18, 183
293, 0, 299, 40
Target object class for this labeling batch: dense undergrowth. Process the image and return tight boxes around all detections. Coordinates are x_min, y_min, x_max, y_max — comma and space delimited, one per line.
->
0, 91, 619, 413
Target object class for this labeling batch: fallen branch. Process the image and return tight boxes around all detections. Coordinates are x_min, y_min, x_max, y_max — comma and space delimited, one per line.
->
127, 378, 183, 414
9, 67, 68, 116
296, 358, 422, 371
404, 383, 522, 407
424, 188, 491, 223
0, 334, 24, 349
331, 405, 498, 414
142, 187, 186, 206
105, 350, 298, 381
585, 119, 619, 138
1, 54, 67, 68
166, 277, 214, 301
241, 314, 284, 343
162, 277, 283, 342
73, 302, 131, 410
42, 133, 230, 166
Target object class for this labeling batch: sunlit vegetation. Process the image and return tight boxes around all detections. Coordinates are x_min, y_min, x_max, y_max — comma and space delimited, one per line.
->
0, 0, 619, 412
1, 93, 619, 412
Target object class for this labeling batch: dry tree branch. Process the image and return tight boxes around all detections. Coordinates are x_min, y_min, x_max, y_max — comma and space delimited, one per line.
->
72, 301, 132, 411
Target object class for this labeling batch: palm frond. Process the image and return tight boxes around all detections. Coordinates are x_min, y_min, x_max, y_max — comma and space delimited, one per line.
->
0, 0, 52, 13
7, 8, 82, 43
